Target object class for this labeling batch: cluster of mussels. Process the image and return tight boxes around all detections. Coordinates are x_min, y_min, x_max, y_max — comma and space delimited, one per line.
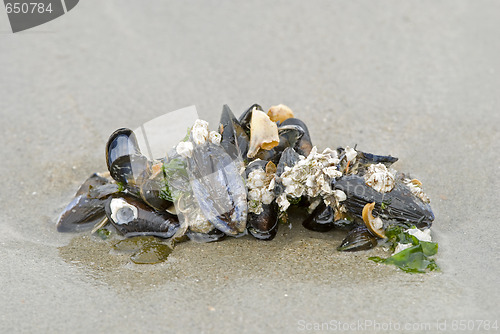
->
57, 104, 436, 269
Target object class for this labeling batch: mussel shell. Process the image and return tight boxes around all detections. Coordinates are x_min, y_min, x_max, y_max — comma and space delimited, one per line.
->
244, 160, 279, 240
238, 104, 264, 134
219, 104, 250, 160
57, 196, 106, 232
104, 194, 180, 238
252, 125, 304, 164
139, 177, 173, 212
332, 219, 355, 230
247, 202, 279, 241
57, 173, 114, 232
337, 225, 378, 251
334, 175, 434, 228
357, 151, 398, 167
276, 147, 300, 176
244, 159, 268, 177
106, 128, 140, 170
274, 147, 301, 196
280, 118, 313, 156
302, 202, 334, 232
106, 128, 151, 187
75, 173, 110, 197
109, 154, 150, 188
187, 143, 248, 236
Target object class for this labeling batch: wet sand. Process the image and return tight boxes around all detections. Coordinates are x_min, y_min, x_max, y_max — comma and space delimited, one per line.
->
1, 1, 499, 333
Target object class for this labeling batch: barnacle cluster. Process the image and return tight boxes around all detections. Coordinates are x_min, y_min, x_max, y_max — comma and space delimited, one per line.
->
276, 147, 344, 211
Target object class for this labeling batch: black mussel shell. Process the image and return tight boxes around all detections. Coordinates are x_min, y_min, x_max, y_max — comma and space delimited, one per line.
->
106, 128, 150, 188
57, 196, 107, 232
334, 175, 434, 228
245, 159, 268, 177
337, 225, 378, 252
104, 194, 179, 238
238, 104, 264, 134
357, 151, 398, 167
247, 203, 279, 241
139, 176, 173, 212
245, 160, 279, 240
276, 147, 300, 176
274, 147, 301, 196
253, 125, 304, 164
219, 104, 250, 160
280, 118, 313, 156
351, 151, 399, 175
302, 202, 334, 232
57, 173, 114, 232
332, 219, 355, 230
74, 173, 110, 197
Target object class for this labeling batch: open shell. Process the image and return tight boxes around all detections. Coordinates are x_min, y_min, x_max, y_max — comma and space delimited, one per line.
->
247, 108, 279, 158
268, 104, 294, 123
362, 202, 386, 238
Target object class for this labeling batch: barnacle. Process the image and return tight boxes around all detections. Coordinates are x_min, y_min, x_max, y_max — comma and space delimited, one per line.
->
246, 164, 275, 214
403, 178, 430, 203
191, 119, 210, 145
278, 146, 343, 211
364, 163, 396, 193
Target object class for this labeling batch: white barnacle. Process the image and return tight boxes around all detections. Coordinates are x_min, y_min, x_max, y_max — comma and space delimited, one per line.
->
248, 199, 263, 215
364, 163, 396, 193
248, 188, 261, 201
187, 211, 213, 233
261, 191, 274, 205
324, 166, 343, 179
334, 189, 347, 202
267, 177, 276, 191
110, 198, 138, 225
191, 119, 210, 145
404, 178, 430, 203
278, 145, 345, 207
318, 174, 332, 194
247, 168, 266, 189
287, 183, 305, 198
176, 141, 194, 158
209, 131, 221, 145
276, 193, 290, 212
345, 146, 358, 162
246, 166, 276, 214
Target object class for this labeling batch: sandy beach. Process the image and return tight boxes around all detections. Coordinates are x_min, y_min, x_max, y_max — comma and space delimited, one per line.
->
1, 1, 499, 333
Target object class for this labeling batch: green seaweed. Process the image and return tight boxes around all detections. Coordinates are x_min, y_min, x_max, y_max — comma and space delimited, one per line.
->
369, 226, 440, 273
116, 181, 125, 192
159, 158, 189, 202
287, 196, 302, 206
380, 198, 392, 210
96, 228, 111, 240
